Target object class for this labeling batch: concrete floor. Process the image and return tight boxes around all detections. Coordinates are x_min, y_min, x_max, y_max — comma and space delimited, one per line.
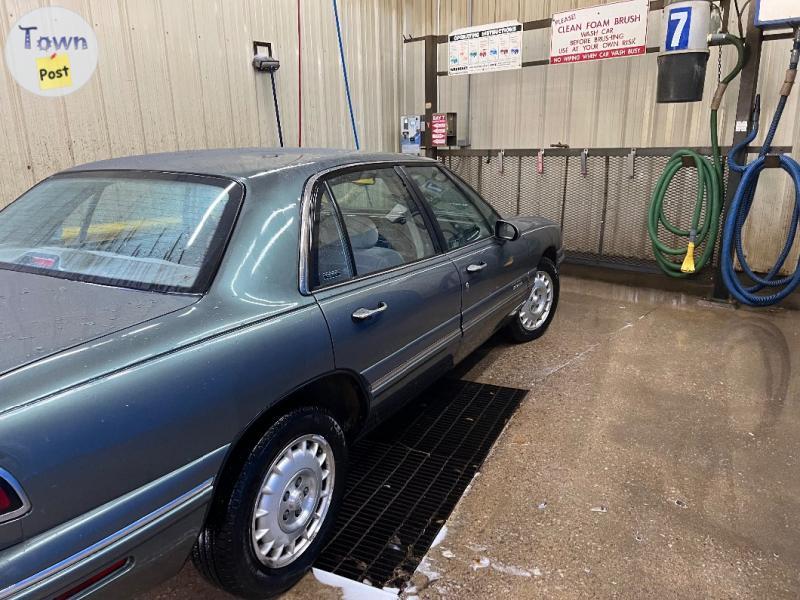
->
142, 276, 800, 599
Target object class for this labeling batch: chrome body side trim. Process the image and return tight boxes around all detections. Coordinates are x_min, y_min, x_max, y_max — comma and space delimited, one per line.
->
0, 479, 213, 600
371, 328, 462, 395
462, 279, 528, 333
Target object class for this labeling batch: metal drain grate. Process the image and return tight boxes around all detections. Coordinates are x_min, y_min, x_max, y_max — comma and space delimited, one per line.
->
315, 380, 526, 588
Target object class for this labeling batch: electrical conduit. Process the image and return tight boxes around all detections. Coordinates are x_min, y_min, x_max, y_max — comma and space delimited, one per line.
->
332, 0, 360, 150
297, 0, 302, 147
647, 34, 745, 278
721, 29, 800, 306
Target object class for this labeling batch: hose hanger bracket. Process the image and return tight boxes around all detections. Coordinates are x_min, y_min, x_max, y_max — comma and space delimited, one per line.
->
719, 26, 800, 306
627, 148, 637, 179
647, 32, 745, 279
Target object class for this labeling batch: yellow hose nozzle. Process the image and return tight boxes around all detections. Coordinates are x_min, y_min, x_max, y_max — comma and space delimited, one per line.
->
681, 242, 696, 273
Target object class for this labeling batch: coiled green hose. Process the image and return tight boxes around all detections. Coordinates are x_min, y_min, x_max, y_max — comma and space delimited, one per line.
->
647, 34, 745, 277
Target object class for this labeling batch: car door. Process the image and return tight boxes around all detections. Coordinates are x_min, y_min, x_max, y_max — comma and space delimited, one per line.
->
403, 165, 529, 357
306, 165, 462, 423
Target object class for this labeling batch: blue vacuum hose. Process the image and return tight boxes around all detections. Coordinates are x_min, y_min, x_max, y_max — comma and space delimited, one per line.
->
721, 30, 800, 306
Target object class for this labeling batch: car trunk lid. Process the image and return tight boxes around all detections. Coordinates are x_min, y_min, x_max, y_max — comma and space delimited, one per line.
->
0, 269, 198, 377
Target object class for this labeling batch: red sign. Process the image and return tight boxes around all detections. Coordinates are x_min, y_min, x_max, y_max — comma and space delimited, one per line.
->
431, 113, 448, 147
551, 45, 645, 64
550, 0, 649, 65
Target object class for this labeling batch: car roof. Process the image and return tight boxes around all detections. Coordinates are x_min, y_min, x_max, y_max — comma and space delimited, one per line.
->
64, 148, 434, 181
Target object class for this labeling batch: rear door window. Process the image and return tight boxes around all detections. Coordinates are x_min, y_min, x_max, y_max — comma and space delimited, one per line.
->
325, 169, 437, 278
310, 188, 353, 289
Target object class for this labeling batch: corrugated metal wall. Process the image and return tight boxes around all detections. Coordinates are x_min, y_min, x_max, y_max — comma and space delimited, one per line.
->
0, 0, 797, 273
0, 0, 412, 207
401, 0, 800, 274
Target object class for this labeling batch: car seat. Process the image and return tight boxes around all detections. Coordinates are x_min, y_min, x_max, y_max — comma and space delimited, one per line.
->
345, 215, 404, 275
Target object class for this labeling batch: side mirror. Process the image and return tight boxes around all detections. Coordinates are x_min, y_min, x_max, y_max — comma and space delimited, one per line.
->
495, 219, 520, 242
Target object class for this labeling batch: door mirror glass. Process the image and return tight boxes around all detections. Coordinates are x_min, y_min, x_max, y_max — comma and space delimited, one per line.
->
495, 220, 520, 241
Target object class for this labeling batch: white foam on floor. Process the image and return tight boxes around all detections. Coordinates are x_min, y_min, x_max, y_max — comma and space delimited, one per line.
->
430, 525, 448, 548
312, 568, 398, 599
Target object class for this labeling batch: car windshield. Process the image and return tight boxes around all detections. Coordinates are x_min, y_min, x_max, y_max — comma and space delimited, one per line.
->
0, 171, 242, 293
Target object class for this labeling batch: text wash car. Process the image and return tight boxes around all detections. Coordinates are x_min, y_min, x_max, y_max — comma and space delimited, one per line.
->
0, 149, 562, 599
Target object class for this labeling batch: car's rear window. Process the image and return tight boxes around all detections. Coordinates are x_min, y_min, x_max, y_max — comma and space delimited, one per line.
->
0, 171, 243, 293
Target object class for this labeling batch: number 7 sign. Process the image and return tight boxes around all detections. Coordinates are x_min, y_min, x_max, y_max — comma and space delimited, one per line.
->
665, 6, 692, 51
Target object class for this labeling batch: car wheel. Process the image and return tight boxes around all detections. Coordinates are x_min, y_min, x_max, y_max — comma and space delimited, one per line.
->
192, 406, 347, 599
506, 257, 559, 343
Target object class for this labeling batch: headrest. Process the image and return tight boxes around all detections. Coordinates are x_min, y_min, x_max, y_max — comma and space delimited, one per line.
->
346, 216, 379, 249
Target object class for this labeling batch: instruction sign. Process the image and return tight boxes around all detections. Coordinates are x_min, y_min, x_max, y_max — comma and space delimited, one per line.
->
431, 113, 448, 146
448, 21, 522, 76
550, 0, 649, 65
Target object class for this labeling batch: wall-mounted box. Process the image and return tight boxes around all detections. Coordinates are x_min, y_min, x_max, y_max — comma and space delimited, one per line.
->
400, 115, 423, 154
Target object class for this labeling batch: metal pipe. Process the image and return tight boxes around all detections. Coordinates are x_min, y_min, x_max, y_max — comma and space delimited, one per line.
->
297, 0, 302, 146
465, 0, 472, 147
332, 0, 360, 150
269, 71, 284, 147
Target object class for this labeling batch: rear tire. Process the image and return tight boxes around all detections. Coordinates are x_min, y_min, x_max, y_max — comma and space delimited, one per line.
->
192, 406, 347, 599
506, 257, 559, 343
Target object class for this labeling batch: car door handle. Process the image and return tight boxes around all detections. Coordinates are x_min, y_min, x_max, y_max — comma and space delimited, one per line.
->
351, 302, 388, 321
466, 262, 487, 274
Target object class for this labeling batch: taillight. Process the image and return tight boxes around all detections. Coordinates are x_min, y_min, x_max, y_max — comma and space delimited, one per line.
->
0, 486, 11, 511
0, 469, 29, 523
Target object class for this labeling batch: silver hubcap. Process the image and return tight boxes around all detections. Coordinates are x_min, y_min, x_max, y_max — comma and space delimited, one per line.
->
519, 270, 554, 331
251, 434, 335, 568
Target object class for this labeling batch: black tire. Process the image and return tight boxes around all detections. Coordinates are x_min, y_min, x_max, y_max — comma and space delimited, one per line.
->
505, 257, 560, 343
192, 406, 348, 599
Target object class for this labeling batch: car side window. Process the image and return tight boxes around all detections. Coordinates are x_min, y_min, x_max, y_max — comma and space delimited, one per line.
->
325, 168, 436, 277
310, 189, 353, 289
404, 166, 495, 251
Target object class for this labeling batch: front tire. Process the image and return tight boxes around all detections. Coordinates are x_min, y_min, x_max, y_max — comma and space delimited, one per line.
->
506, 257, 559, 343
193, 406, 347, 599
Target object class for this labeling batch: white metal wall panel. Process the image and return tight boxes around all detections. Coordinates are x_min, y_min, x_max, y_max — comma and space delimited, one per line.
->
0, 0, 414, 207
0, 0, 797, 275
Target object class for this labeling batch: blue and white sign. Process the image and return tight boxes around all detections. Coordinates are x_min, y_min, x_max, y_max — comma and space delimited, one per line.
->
660, 1, 710, 54
665, 7, 692, 51
449, 21, 522, 76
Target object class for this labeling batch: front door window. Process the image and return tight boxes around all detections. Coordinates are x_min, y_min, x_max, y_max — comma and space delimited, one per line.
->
404, 166, 494, 250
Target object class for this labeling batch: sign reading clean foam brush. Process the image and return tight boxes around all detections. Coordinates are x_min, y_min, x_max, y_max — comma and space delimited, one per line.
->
4, 7, 98, 97
550, 0, 649, 65
448, 21, 522, 76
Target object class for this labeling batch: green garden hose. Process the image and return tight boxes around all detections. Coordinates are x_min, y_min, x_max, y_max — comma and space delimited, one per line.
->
647, 34, 745, 277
